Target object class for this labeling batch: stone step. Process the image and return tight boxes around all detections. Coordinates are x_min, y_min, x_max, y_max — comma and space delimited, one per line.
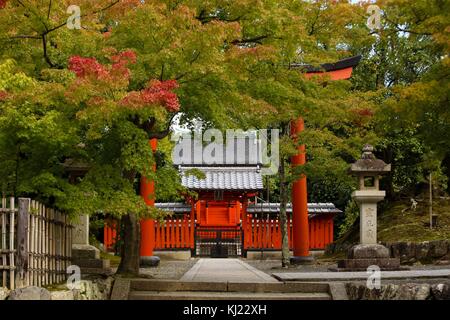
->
80, 267, 115, 276
130, 279, 329, 293
128, 291, 331, 300
72, 245, 100, 260
72, 258, 110, 269
112, 279, 344, 300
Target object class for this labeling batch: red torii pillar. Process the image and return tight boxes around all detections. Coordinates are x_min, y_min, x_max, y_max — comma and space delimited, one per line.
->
290, 56, 360, 264
140, 138, 160, 267
290, 118, 313, 263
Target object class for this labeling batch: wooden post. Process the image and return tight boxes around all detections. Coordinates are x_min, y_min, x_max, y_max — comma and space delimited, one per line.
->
1, 197, 6, 287
52, 208, 56, 284
44, 204, 49, 285
9, 197, 15, 290
40, 204, 44, 286
29, 200, 34, 286
16, 198, 29, 288
429, 173, 433, 229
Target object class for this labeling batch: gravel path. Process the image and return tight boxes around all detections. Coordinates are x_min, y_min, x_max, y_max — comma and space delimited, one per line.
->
138, 259, 199, 280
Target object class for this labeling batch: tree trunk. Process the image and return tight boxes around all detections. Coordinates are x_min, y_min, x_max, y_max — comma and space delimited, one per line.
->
442, 152, 450, 194
279, 158, 290, 268
117, 212, 140, 275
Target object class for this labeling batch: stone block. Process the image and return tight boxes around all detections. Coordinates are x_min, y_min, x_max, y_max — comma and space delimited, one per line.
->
0, 287, 9, 300
72, 258, 110, 269
431, 283, 450, 300
140, 256, 160, 267
72, 244, 100, 260
338, 257, 400, 270
428, 240, 449, 259
397, 284, 431, 300
390, 242, 417, 263
51, 290, 75, 300
72, 214, 90, 245
74, 279, 112, 300
131, 280, 228, 292
416, 241, 431, 260
153, 250, 191, 260
347, 244, 390, 259
290, 255, 315, 265
346, 283, 432, 300
9, 286, 51, 300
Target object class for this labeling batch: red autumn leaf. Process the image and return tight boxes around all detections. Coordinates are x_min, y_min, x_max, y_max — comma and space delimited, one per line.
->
0, 90, 8, 101
121, 80, 180, 112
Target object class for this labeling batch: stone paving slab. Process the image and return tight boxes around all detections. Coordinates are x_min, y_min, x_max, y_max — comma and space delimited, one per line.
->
129, 291, 330, 300
181, 258, 278, 283
273, 269, 450, 282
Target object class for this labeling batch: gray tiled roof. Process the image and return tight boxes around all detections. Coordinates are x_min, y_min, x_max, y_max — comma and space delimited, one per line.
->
155, 202, 341, 216
246, 203, 342, 215
173, 134, 263, 166
155, 202, 191, 213
179, 166, 264, 191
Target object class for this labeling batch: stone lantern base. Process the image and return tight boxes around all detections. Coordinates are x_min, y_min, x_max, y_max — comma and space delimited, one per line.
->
332, 244, 402, 271
140, 256, 160, 267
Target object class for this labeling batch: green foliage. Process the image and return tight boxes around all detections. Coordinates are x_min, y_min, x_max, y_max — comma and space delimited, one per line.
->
338, 199, 359, 238
0, 59, 35, 91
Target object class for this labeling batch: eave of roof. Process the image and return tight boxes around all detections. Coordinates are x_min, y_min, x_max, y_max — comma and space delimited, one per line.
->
180, 166, 264, 191
155, 202, 342, 215
291, 55, 362, 73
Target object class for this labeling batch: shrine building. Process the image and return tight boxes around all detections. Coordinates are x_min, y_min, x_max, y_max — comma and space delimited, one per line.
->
105, 133, 341, 258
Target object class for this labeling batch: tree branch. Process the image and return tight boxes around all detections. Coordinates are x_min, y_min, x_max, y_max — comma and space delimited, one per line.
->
42, 34, 55, 68
147, 113, 178, 139
47, 0, 52, 19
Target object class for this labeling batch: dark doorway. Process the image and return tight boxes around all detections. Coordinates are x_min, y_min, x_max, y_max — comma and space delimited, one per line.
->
194, 228, 242, 257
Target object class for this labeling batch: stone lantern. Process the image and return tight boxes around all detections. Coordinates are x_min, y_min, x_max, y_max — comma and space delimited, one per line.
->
63, 159, 112, 275
350, 144, 390, 245
337, 144, 401, 271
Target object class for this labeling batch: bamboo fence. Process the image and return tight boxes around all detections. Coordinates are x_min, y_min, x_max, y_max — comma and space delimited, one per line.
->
0, 197, 73, 290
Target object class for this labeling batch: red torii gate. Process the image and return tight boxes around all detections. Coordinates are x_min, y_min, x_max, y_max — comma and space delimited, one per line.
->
290, 55, 361, 263
140, 56, 361, 264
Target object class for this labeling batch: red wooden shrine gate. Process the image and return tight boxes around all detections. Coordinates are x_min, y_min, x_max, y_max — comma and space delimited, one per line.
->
104, 201, 338, 255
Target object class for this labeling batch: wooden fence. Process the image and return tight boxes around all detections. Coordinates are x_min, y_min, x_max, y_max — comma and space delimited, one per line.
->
154, 217, 195, 250
0, 197, 73, 290
104, 214, 334, 252
243, 216, 334, 250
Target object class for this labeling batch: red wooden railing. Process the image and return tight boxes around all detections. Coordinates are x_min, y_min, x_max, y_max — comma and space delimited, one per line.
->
309, 216, 334, 249
103, 215, 334, 251
243, 216, 334, 250
154, 217, 195, 249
